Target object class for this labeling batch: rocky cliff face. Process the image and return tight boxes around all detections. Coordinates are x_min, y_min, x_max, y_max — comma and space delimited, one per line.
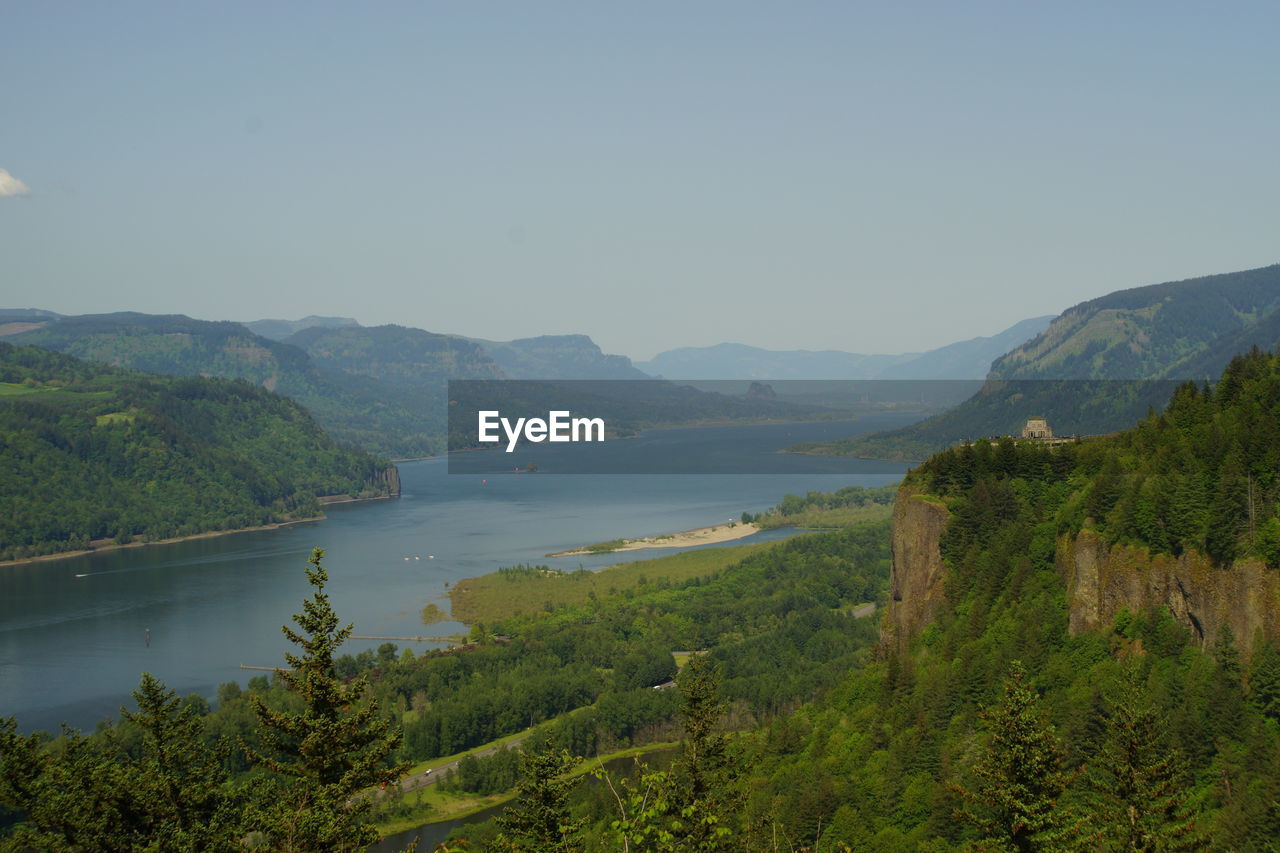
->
374, 464, 401, 497
1057, 531, 1280, 654
882, 487, 951, 654
885, 483, 1280, 655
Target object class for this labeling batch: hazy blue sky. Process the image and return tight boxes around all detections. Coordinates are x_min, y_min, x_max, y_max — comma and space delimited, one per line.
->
2, 2, 1277, 359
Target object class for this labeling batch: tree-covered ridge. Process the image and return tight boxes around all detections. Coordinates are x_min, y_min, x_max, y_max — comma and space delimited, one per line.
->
919, 346, 1280, 567
0, 343, 394, 561
287, 323, 503, 385
822, 262, 1280, 461
4, 312, 448, 457
991, 262, 1280, 381
721, 369, 1280, 851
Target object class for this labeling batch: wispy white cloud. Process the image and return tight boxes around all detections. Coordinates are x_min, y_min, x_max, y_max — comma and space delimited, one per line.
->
0, 169, 31, 197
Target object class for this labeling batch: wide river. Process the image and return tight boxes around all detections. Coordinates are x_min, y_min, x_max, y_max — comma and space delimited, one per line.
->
0, 416, 914, 733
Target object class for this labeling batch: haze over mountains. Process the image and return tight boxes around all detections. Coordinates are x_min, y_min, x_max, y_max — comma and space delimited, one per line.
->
636, 316, 1054, 380
0, 306, 1068, 459
8, 262, 1280, 465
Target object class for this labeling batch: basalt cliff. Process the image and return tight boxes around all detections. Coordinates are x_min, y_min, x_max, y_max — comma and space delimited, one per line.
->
884, 483, 1280, 656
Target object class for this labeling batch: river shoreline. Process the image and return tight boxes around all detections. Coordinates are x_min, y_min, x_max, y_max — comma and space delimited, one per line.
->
546, 520, 761, 557
0, 492, 397, 568
0, 517, 328, 568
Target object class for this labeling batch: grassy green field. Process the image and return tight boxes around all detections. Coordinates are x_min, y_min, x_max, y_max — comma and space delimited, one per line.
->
0, 381, 52, 396
0, 383, 112, 406
448, 539, 783, 625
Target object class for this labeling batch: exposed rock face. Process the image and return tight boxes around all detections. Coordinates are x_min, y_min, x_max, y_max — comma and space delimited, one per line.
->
1058, 531, 1280, 654
374, 464, 401, 497
882, 486, 951, 654
885, 482, 1280, 655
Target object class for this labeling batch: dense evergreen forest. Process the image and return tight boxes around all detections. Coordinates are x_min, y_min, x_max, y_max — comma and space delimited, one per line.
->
0, 344, 394, 561
8, 349, 1280, 850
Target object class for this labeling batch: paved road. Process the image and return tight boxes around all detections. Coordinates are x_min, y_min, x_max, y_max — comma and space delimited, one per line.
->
397, 735, 529, 794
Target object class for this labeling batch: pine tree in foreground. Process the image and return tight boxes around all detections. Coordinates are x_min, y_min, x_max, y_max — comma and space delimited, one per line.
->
953, 660, 1088, 853
0, 673, 243, 852
669, 651, 742, 852
245, 547, 409, 852
1088, 665, 1199, 853
493, 747, 584, 852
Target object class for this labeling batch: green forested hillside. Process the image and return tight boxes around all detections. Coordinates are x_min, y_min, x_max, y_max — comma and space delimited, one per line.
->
3, 312, 445, 457
816, 263, 1280, 460
445, 351, 1280, 850
991, 263, 1280, 381
0, 344, 395, 561
10, 344, 1280, 852
922, 347, 1280, 567
787, 349, 1280, 851
11, 352, 1280, 851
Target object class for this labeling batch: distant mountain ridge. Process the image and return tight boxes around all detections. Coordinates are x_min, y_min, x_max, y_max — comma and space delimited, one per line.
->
0, 312, 828, 456
467, 334, 651, 380
242, 315, 360, 341
991, 263, 1280, 380
0, 312, 449, 457
878, 316, 1056, 379
247, 316, 652, 380
637, 316, 1054, 380
815, 262, 1280, 460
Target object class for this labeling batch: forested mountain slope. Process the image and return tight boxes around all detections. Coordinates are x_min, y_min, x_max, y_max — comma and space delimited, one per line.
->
749, 348, 1280, 851
0, 344, 396, 561
818, 263, 1280, 460
889, 346, 1280, 653
0, 312, 450, 457
991, 263, 1280, 380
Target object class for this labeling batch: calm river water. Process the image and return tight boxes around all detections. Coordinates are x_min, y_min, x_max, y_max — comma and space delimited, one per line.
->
0, 415, 913, 733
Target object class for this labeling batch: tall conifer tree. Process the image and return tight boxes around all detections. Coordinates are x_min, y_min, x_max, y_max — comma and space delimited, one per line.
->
246, 547, 407, 852
953, 661, 1085, 853
1088, 666, 1199, 852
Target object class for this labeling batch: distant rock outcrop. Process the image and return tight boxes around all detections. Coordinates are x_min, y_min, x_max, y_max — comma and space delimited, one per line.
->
470, 334, 650, 380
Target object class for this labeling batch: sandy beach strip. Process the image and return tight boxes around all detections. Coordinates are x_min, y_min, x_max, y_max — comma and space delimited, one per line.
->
546, 522, 760, 557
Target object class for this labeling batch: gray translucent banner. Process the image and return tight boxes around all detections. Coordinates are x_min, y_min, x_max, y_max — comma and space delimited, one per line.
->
446, 379, 1184, 474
